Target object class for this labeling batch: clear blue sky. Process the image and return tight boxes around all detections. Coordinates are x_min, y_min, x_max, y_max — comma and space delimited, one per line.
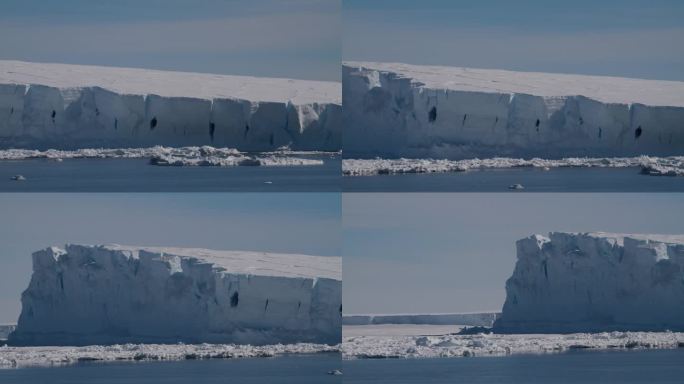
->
0, 0, 340, 81
0, 193, 340, 323
344, 0, 684, 81
343, 193, 684, 315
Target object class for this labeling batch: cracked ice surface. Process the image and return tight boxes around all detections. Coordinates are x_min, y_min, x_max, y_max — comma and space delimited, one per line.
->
0, 146, 332, 167
342, 156, 684, 176
342, 331, 684, 359
0, 343, 339, 368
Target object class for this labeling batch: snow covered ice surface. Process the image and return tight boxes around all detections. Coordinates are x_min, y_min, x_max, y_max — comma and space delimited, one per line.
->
342, 156, 684, 176
0, 60, 341, 151
0, 146, 333, 167
8, 245, 341, 347
343, 62, 684, 159
0, 342, 339, 369
343, 330, 684, 359
494, 233, 684, 334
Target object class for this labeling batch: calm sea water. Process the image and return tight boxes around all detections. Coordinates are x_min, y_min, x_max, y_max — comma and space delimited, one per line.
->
0, 155, 340, 192
343, 348, 684, 384
0, 353, 341, 384
343, 167, 684, 192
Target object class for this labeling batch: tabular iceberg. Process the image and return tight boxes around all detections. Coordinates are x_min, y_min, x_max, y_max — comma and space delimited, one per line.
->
8, 244, 341, 346
0, 61, 341, 151
343, 62, 684, 159
494, 232, 684, 333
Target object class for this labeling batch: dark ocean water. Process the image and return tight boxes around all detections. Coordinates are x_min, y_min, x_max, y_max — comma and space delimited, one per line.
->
343, 167, 684, 192
0, 353, 342, 384
0, 155, 340, 192
343, 348, 684, 384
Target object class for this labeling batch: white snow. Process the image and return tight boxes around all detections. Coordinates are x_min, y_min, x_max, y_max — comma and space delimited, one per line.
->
343, 62, 684, 159
346, 62, 684, 107
9, 244, 341, 346
0, 146, 332, 167
342, 156, 684, 176
343, 330, 684, 359
0, 60, 341, 151
494, 233, 684, 333
0, 342, 339, 368
0, 61, 339, 105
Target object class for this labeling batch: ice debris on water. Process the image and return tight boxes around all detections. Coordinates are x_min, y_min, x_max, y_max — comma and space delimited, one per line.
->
342, 156, 684, 177
0, 146, 330, 167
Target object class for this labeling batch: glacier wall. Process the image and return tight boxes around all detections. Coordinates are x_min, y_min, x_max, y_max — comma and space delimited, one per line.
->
343, 63, 684, 159
494, 232, 684, 333
0, 84, 341, 151
8, 245, 342, 346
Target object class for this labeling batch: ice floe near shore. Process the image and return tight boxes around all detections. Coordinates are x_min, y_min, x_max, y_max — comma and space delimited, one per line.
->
0, 146, 332, 167
342, 156, 684, 176
0, 342, 339, 368
342, 331, 684, 359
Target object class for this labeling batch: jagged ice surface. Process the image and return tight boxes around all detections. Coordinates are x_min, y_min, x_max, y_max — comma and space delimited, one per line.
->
343, 330, 684, 359
0, 343, 339, 368
8, 244, 341, 346
342, 156, 684, 176
0, 146, 330, 167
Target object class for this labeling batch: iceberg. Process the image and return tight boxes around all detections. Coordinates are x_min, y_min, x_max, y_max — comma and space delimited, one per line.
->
343, 62, 684, 159
0, 61, 341, 151
8, 244, 341, 346
494, 232, 684, 333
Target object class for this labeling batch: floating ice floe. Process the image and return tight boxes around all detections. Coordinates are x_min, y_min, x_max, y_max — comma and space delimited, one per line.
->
0, 146, 332, 167
0, 342, 340, 368
342, 156, 684, 176
342, 331, 684, 359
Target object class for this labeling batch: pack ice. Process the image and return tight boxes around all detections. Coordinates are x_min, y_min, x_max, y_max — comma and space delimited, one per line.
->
0, 61, 341, 151
8, 244, 341, 346
343, 62, 684, 159
494, 232, 684, 333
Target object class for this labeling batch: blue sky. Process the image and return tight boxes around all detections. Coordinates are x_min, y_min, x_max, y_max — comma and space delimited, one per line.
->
344, 0, 684, 81
0, 0, 340, 81
343, 193, 684, 314
0, 193, 340, 323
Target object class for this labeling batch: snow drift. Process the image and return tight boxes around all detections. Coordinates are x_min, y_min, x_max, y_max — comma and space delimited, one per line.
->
494, 232, 684, 333
343, 62, 684, 159
0, 61, 341, 151
8, 244, 341, 346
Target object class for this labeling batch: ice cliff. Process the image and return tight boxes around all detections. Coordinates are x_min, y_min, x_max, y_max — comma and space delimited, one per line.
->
494, 232, 684, 333
8, 244, 341, 346
0, 61, 341, 151
343, 62, 684, 159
